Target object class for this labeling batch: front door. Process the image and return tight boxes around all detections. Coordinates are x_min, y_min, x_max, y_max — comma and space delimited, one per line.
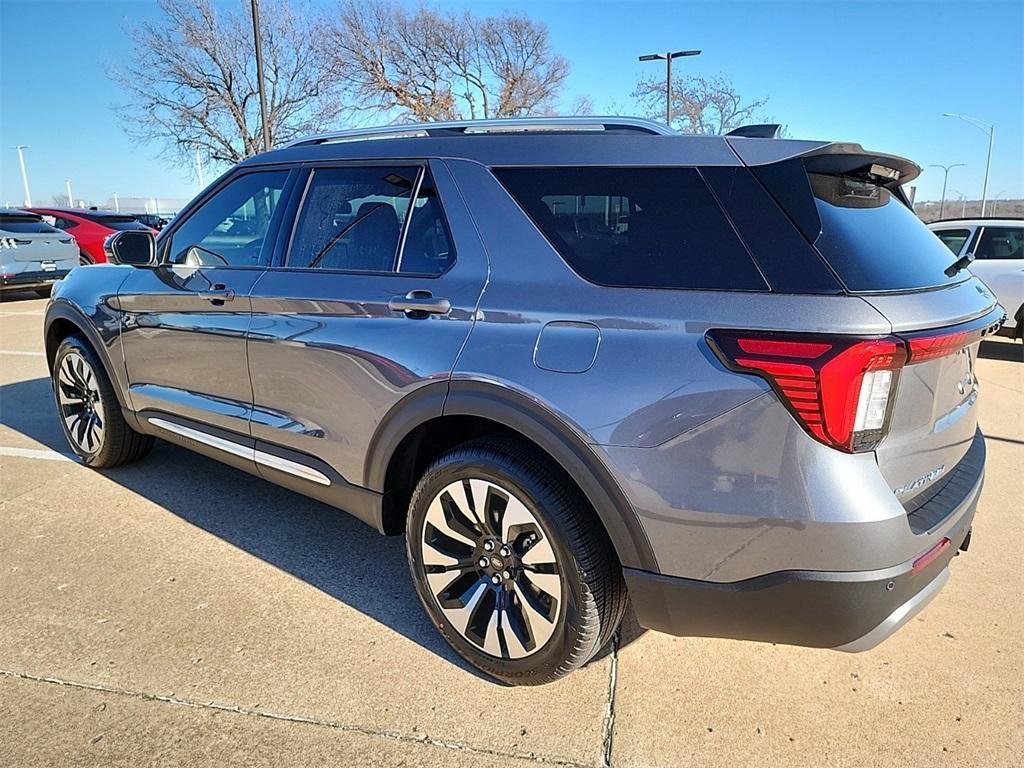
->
245, 160, 488, 490
119, 168, 294, 436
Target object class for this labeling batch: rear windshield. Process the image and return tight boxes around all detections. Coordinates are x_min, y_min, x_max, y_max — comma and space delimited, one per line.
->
87, 215, 149, 231
493, 167, 767, 291
809, 174, 963, 292
0, 214, 59, 234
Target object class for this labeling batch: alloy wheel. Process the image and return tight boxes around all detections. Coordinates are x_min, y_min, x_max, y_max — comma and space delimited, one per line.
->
420, 478, 562, 660
56, 351, 105, 454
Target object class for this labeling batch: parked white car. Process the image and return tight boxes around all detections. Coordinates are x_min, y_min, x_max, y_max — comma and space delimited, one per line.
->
928, 218, 1023, 336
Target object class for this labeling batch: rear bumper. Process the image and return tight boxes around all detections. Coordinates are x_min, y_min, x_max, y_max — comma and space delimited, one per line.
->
625, 501, 975, 651
1, 269, 69, 291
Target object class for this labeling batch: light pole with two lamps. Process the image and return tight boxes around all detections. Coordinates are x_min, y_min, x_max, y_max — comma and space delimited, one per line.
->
928, 163, 965, 219
638, 50, 702, 126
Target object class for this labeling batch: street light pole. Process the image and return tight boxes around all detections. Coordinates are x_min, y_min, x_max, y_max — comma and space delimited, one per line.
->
991, 191, 1007, 217
928, 163, 965, 219
250, 0, 272, 153
639, 49, 701, 127
943, 112, 995, 215
195, 148, 206, 190
66, 179, 74, 208
12, 145, 32, 206
950, 190, 967, 217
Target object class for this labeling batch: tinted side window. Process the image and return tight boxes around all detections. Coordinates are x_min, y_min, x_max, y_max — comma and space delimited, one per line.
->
974, 227, 1023, 260
168, 171, 288, 267
934, 228, 971, 255
288, 166, 417, 271
398, 175, 455, 275
493, 167, 767, 291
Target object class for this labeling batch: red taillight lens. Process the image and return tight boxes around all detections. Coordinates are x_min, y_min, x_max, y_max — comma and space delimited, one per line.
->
905, 330, 972, 363
708, 330, 907, 453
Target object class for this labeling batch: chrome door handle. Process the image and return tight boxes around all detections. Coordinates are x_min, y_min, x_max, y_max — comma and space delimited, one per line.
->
198, 285, 235, 304
388, 290, 451, 317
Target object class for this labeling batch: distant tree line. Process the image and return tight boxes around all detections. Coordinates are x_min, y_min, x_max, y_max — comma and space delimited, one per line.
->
111, 0, 772, 173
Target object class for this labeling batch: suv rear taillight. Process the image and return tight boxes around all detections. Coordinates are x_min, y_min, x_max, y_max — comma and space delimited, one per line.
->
708, 314, 1003, 453
708, 331, 905, 453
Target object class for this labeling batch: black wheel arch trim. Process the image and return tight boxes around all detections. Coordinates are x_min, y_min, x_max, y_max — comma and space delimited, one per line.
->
365, 379, 658, 571
44, 300, 131, 414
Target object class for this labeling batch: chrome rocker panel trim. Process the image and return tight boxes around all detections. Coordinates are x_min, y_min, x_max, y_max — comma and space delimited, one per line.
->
147, 417, 331, 486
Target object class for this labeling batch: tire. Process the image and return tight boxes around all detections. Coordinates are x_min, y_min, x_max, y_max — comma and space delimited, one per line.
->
406, 437, 627, 685
79, 250, 94, 266
52, 335, 153, 468
34, 287, 52, 298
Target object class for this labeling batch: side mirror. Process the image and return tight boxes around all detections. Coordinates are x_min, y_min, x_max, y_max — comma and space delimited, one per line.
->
104, 230, 156, 266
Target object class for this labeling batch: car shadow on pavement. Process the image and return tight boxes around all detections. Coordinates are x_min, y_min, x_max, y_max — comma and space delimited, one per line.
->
2, 375, 637, 682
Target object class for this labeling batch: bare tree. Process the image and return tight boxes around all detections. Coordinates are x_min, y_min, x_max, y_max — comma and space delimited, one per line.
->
111, 0, 346, 169
632, 74, 769, 134
478, 13, 569, 117
323, 1, 570, 122
323, 2, 459, 122
567, 95, 596, 117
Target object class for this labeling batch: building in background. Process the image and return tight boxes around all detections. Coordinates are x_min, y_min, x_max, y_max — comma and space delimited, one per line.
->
100, 195, 188, 216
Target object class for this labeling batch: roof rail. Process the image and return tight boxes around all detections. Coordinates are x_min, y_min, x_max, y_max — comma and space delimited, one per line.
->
726, 124, 783, 139
285, 116, 676, 147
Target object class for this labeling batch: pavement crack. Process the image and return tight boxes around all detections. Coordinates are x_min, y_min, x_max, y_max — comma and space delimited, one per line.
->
600, 631, 620, 768
0, 667, 595, 767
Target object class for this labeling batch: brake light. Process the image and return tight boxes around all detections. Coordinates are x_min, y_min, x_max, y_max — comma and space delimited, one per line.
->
906, 330, 971, 363
708, 330, 907, 453
709, 313, 1002, 454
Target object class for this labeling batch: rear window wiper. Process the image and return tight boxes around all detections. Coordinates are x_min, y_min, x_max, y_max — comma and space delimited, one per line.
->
944, 251, 975, 277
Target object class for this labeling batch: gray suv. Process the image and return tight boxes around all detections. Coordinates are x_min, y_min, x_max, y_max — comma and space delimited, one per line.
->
43, 117, 1001, 685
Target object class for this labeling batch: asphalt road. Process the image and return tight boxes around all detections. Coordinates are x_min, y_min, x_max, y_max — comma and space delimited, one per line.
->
1, 291, 1021, 768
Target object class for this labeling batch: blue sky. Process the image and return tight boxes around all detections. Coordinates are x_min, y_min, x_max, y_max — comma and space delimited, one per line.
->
2, 0, 1021, 208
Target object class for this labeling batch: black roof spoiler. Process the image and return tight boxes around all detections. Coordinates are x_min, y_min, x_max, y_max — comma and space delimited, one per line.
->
728, 138, 921, 185
725, 124, 783, 139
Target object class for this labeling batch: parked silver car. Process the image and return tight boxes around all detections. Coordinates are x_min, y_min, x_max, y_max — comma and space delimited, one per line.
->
43, 118, 1002, 684
0, 209, 78, 296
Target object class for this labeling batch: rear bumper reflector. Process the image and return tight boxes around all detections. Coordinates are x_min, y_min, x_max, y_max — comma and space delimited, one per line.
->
911, 538, 951, 576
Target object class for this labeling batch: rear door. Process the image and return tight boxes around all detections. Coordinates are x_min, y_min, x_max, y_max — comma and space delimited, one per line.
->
119, 167, 295, 438
245, 159, 488, 491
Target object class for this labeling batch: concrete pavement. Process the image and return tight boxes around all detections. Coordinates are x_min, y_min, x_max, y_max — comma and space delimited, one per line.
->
1, 292, 1021, 767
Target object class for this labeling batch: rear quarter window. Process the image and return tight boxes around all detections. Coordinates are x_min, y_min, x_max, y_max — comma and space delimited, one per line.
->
493, 166, 768, 291
933, 228, 971, 256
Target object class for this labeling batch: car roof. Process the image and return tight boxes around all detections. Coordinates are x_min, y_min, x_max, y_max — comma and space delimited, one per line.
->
239, 117, 919, 181
29, 207, 132, 216
928, 218, 1023, 228
0, 208, 39, 217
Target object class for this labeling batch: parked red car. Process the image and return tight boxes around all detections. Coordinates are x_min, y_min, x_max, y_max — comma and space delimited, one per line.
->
26, 208, 153, 264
